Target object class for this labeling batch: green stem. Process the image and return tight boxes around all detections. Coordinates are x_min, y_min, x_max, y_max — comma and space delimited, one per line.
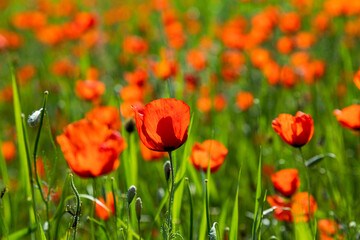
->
205, 179, 210, 237
70, 174, 81, 240
185, 178, 193, 240
168, 151, 175, 239
299, 148, 314, 237
111, 178, 118, 239
91, 178, 97, 240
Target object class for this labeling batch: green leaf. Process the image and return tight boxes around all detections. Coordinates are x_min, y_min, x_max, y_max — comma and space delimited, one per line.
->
229, 167, 242, 239
252, 150, 262, 240
5, 225, 37, 240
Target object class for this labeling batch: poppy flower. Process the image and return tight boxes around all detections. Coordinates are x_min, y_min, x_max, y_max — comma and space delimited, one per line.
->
75, 79, 105, 103
122, 35, 148, 55
95, 192, 116, 220
271, 169, 300, 197
186, 49, 206, 71
56, 119, 126, 178
86, 106, 121, 130
318, 219, 343, 240
267, 195, 293, 222
132, 98, 190, 152
236, 91, 254, 111
354, 68, 360, 90
272, 111, 314, 148
1, 141, 16, 163
277, 36, 293, 54
16, 65, 36, 85
291, 192, 317, 223
196, 96, 212, 114
279, 12, 301, 34
333, 105, 360, 130
189, 140, 228, 173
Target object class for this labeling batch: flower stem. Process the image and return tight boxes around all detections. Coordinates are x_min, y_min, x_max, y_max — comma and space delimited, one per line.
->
91, 178, 97, 240
168, 151, 175, 239
299, 147, 314, 237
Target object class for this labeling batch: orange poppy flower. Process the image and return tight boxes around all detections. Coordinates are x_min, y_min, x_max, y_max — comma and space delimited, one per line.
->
313, 12, 330, 32
280, 65, 297, 88
56, 119, 126, 178
75, 79, 105, 103
272, 111, 314, 148
132, 98, 190, 152
124, 68, 148, 87
295, 32, 316, 49
140, 141, 167, 161
250, 48, 272, 69
34, 157, 47, 178
123, 35, 148, 55
189, 140, 228, 173
95, 192, 116, 220
16, 65, 36, 85
0, 85, 13, 102
277, 36, 293, 54
236, 91, 254, 111
36, 25, 64, 46
271, 169, 300, 197
291, 192, 317, 223
333, 105, 360, 130
267, 195, 293, 222
50, 59, 77, 77
86, 106, 121, 130
11, 11, 47, 30
262, 61, 280, 85
196, 96, 212, 114
186, 49, 206, 71
354, 68, 360, 90
279, 12, 301, 34
120, 85, 144, 103
214, 94, 227, 112
318, 219, 342, 240
324, 0, 344, 17
1, 141, 16, 163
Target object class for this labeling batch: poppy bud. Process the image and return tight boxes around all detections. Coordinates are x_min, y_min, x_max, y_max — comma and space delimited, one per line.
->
125, 118, 135, 133
28, 108, 43, 127
127, 185, 136, 204
164, 161, 171, 182
135, 197, 142, 222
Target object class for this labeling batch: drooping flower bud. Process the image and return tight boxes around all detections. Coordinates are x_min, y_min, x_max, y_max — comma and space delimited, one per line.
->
135, 197, 142, 222
164, 161, 171, 182
127, 185, 136, 204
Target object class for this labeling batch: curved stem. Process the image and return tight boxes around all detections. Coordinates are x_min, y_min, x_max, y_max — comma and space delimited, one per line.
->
168, 151, 175, 239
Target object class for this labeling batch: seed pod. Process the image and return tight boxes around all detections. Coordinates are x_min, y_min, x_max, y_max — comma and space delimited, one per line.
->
163, 161, 171, 182
135, 197, 142, 222
127, 185, 136, 204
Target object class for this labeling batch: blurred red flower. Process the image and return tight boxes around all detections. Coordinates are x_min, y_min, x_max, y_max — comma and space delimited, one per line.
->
75, 79, 105, 103
189, 140, 228, 173
333, 104, 360, 130
271, 169, 300, 197
132, 98, 190, 152
318, 219, 343, 240
95, 192, 116, 220
272, 111, 314, 147
1, 141, 16, 163
236, 91, 254, 111
86, 106, 121, 130
57, 119, 126, 178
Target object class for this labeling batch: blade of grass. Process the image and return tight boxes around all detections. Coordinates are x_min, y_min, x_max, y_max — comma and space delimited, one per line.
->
229, 166, 242, 240
252, 150, 262, 240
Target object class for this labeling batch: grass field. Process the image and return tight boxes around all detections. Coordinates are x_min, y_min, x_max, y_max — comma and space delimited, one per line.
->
1, 0, 360, 239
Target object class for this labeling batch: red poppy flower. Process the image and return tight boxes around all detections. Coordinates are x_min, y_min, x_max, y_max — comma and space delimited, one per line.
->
236, 91, 254, 111
271, 169, 300, 197
267, 195, 293, 222
57, 119, 126, 178
1, 141, 16, 163
318, 219, 342, 240
333, 104, 360, 130
291, 192, 317, 223
132, 98, 190, 152
272, 111, 314, 148
75, 79, 105, 103
95, 192, 116, 221
189, 140, 228, 173
140, 141, 167, 161
86, 106, 121, 130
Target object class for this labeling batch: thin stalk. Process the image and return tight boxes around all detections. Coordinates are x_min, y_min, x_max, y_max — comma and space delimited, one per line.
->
111, 177, 118, 239
91, 178, 97, 240
87, 217, 111, 240
32, 91, 51, 239
127, 203, 130, 240
205, 179, 210, 237
70, 174, 81, 240
185, 178, 193, 240
138, 220, 141, 240
299, 148, 314, 237
168, 151, 175, 239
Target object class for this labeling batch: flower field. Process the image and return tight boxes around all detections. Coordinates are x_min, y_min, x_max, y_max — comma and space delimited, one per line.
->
1, 0, 360, 239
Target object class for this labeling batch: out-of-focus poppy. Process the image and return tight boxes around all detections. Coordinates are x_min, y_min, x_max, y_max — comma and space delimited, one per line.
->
263, 61, 280, 85
95, 192, 116, 220
236, 91, 254, 111
214, 94, 227, 112
277, 36, 293, 54
0, 30, 23, 49
324, 0, 344, 17
279, 12, 301, 34
124, 68, 148, 87
220, 17, 247, 49
197, 96, 212, 114
36, 25, 64, 46
295, 32, 316, 49
271, 169, 300, 197
250, 48, 272, 69
291, 192, 317, 223
86, 106, 121, 130
354, 68, 360, 90
123, 35, 148, 55
75, 79, 105, 103
34, 157, 47, 178
132, 98, 190, 152
318, 219, 343, 240
333, 105, 360, 130
272, 111, 314, 148
16, 65, 36, 85
0, 85, 13, 102
51, 59, 77, 77
120, 85, 144, 103
189, 140, 228, 173
186, 49, 206, 71
12, 11, 47, 30
140, 141, 167, 161
1, 141, 16, 163
267, 195, 293, 222
313, 12, 330, 32
280, 65, 297, 88
57, 119, 126, 178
